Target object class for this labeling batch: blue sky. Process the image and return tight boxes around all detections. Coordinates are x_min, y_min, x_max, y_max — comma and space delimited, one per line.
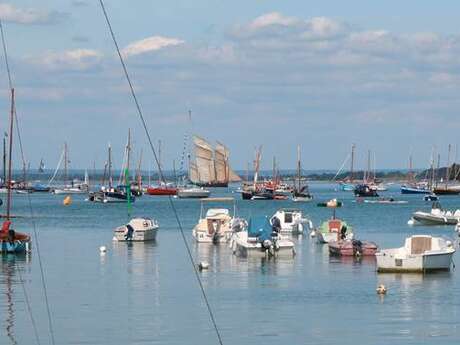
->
1, 1, 460, 172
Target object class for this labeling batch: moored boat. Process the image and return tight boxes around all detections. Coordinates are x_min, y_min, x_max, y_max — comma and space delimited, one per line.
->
113, 218, 159, 242
328, 239, 378, 257
354, 184, 379, 197
192, 197, 245, 243
315, 201, 353, 243
411, 202, 460, 225
177, 187, 210, 199
146, 184, 177, 196
230, 216, 295, 258
376, 235, 455, 272
270, 208, 312, 235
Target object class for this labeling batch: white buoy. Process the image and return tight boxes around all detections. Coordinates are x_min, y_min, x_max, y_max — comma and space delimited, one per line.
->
99, 246, 107, 253
198, 261, 209, 270
376, 284, 387, 295
407, 218, 415, 226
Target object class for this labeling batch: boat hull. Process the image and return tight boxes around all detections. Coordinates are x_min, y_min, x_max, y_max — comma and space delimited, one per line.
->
146, 187, 177, 196
412, 212, 460, 225
177, 189, 210, 198
328, 240, 378, 257
376, 251, 454, 272
401, 186, 431, 194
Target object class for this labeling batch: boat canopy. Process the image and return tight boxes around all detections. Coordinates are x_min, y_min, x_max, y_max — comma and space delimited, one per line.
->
248, 216, 272, 242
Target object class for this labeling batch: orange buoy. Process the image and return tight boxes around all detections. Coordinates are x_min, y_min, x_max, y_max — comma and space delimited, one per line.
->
63, 195, 72, 206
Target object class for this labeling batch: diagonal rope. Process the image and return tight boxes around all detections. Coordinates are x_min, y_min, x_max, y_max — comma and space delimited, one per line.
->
0, 18, 56, 345
97, 1, 224, 344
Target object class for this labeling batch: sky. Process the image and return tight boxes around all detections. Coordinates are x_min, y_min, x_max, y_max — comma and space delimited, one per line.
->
1, 1, 460, 172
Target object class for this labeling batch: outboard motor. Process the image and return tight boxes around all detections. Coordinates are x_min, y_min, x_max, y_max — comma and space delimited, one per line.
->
125, 224, 134, 240
8, 229, 15, 244
352, 239, 363, 256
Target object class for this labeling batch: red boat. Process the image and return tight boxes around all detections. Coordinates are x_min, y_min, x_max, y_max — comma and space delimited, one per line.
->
328, 239, 378, 257
146, 186, 177, 196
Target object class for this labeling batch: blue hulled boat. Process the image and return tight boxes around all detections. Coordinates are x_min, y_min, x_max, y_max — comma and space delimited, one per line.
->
401, 184, 431, 194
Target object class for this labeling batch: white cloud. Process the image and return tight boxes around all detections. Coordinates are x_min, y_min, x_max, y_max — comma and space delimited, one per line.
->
249, 12, 299, 30
0, 3, 65, 25
121, 36, 184, 57
34, 49, 103, 71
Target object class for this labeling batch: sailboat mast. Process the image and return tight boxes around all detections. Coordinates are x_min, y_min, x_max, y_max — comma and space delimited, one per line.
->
126, 129, 131, 183
2, 134, 6, 184
350, 144, 355, 182
64, 142, 68, 187
158, 139, 161, 184
137, 149, 143, 188
297, 145, 301, 191
108, 143, 113, 188
446, 144, 451, 186
6, 88, 14, 220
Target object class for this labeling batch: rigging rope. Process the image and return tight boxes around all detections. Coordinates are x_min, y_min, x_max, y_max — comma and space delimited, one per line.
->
0, 18, 56, 345
97, 1, 224, 344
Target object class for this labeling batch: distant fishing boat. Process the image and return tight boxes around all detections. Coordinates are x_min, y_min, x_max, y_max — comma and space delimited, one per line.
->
354, 184, 379, 197
189, 135, 241, 187
1, 89, 31, 254
401, 184, 431, 194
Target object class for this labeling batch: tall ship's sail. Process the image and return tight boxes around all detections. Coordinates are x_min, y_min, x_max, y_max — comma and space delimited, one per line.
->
189, 136, 241, 187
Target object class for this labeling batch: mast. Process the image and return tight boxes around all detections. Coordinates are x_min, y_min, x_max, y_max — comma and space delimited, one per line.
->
446, 144, 451, 187
126, 129, 131, 183
408, 154, 413, 183
6, 89, 14, 220
297, 145, 301, 191
137, 149, 143, 189
173, 159, 177, 187
366, 150, 371, 183
158, 139, 161, 184
64, 142, 68, 187
350, 144, 355, 182
108, 143, 113, 188
2, 134, 6, 184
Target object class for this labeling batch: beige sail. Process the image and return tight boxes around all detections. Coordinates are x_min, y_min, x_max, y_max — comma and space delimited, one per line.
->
189, 162, 199, 184
214, 143, 229, 183
193, 136, 215, 184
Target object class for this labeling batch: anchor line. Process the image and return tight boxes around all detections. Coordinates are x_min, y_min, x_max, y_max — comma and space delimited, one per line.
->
97, 1, 224, 344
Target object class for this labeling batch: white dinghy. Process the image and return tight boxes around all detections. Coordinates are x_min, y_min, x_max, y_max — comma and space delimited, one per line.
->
270, 208, 313, 235
192, 197, 246, 243
376, 235, 455, 273
113, 218, 159, 242
411, 202, 460, 225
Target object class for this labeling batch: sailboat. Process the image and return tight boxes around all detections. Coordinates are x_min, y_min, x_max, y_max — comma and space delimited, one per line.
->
189, 136, 241, 187
51, 143, 88, 194
401, 153, 431, 194
432, 144, 460, 195
1, 89, 31, 253
89, 138, 136, 203
146, 140, 178, 196
338, 144, 356, 191
292, 145, 312, 202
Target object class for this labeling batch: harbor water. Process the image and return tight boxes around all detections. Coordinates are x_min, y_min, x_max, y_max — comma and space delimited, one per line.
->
1, 183, 460, 345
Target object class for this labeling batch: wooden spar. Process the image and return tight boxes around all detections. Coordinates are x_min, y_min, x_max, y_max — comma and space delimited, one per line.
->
173, 159, 177, 187
157, 139, 161, 184
297, 145, 301, 192
6, 88, 14, 220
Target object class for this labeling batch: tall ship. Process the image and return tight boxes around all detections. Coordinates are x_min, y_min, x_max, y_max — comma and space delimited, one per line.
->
189, 136, 241, 187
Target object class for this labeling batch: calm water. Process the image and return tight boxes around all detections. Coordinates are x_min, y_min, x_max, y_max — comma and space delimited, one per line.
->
1, 183, 460, 345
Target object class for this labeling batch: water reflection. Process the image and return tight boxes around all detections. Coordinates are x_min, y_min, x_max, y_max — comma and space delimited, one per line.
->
1, 255, 22, 345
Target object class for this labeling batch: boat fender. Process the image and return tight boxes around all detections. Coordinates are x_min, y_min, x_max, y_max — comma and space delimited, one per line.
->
198, 261, 209, 270
407, 218, 415, 226
99, 246, 107, 253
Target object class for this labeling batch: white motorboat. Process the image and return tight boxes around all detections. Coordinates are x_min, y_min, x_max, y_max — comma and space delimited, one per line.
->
411, 203, 460, 225
271, 208, 313, 235
315, 218, 354, 243
192, 197, 246, 243
376, 235, 455, 272
229, 216, 295, 258
113, 218, 159, 242
177, 187, 210, 199
53, 185, 87, 194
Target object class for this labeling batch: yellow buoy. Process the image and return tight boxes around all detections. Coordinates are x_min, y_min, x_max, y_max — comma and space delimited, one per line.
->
63, 195, 72, 206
